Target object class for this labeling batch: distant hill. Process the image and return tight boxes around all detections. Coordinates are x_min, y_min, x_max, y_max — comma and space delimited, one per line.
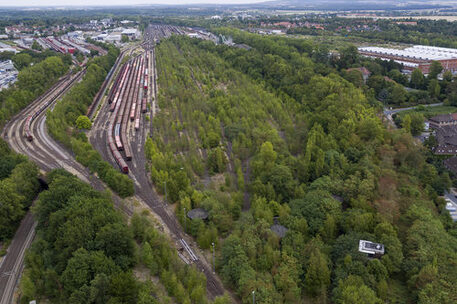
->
250, 0, 456, 10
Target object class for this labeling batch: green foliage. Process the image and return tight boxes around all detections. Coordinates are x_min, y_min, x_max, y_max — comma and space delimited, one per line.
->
21, 171, 137, 303
12, 53, 33, 70
428, 61, 443, 80
0, 55, 69, 126
150, 29, 457, 304
46, 46, 133, 197
0, 138, 39, 242
75, 115, 92, 130
135, 212, 209, 304
411, 69, 425, 89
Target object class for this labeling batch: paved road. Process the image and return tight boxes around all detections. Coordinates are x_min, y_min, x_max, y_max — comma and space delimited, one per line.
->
444, 191, 457, 221
89, 25, 227, 300
383, 102, 443, 116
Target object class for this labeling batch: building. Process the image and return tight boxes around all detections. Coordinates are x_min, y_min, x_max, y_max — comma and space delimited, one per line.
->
395, 21, 417, 26
358, 45, 457, 74
121, 28, 140, 40
186, 208, 209, 220
429, 113, 457, 128
444, 156, 457, 175
0, 60, 18, 91
430, 117, 457, 155
358, 240, 385, 257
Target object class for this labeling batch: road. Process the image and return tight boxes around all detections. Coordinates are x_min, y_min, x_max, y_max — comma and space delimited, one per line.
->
383, 102, 443, 116
89, 25, 227, 299
383, 102, 443, 128
444, 191, 457, 221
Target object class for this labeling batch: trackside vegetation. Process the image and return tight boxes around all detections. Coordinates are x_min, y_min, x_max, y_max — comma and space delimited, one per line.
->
46, 45, 134, 198
18, 169, 230, 304
149, 32, 457, 303
0, 53, 71, 127
0, 138, 40, 244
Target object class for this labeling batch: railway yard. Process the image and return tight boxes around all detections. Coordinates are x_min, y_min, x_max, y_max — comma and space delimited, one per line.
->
90, 24, 227, 299
1, 24, 227, 302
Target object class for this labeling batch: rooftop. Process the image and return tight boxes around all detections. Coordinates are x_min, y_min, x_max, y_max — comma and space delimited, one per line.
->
358, 240, 385, 255
270, 224, 288, 238
429, 113, 457, 123
358, 45, 457, 62
187, 208, 209, 220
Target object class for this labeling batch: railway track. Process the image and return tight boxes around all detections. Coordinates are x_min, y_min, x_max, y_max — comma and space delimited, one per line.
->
0, 53, 142, 304
90, 25, 228, 300
87, 50, 126, 119
0, 68, 107, 303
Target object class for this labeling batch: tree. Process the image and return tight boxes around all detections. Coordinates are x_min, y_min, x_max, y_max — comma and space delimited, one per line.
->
428, 79, 441, 99
367, 75, 387, 95
304, 248, 330, 296
402, 114, 412, 134
31, 40, 43, 51
388, 85, 407, 105
76, 115, 92, 130
410, 112, 425, 136
95, 223, 135, 270
334, 276, 382, 304
339, 284, 382, 304
207, 147, 227, 174
344, 70, 363, 87
12, 53, 32, 70
0, 179, 25, 240
121, 35, 130, 43
339, 45, 359, 69
410, 69, 424, 89
428, 61, 443, 79
443, 70, 453, 82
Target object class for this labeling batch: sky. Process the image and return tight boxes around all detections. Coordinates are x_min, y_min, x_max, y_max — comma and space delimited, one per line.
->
0, 0, 267, 6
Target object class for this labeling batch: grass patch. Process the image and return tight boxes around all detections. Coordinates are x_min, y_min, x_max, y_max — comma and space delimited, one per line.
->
396, 105, 457, 119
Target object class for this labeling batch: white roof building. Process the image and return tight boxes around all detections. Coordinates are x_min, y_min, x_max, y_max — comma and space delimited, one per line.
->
358, 45, 457, 62
121, 28, 140, 39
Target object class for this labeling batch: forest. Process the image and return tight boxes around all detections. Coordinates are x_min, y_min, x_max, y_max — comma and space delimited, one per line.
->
0, 138, 40, 245
149, 30, 457, 304
19, 169, 231, 304
0, 51, 71, 127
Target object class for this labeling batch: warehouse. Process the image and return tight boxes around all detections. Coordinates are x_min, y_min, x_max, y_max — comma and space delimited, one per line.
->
358, 45, 457, 74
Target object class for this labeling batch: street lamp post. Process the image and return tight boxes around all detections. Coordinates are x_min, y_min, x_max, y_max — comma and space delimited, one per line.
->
252, 290, 255, 304
184, 207, 187, 232
163, 181, 167, 202
212, 242, 215, 274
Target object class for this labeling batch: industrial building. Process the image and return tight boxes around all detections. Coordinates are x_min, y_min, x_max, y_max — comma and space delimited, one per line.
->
0, 60, 18, 91
358, 45, 457, 74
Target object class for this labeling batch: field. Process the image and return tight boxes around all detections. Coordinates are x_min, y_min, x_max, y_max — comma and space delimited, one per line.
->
396, 105, 457, 119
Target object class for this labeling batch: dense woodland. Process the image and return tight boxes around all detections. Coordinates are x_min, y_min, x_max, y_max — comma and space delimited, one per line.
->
46, 44, 134, 198
19, 169, 230, 303
0, 51, 71, 127
150, 30, 457, 303
0, 138, 40, 245
1, 13, 457, 303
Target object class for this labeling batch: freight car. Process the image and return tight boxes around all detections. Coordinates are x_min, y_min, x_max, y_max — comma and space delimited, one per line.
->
108, 132, 129, 174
